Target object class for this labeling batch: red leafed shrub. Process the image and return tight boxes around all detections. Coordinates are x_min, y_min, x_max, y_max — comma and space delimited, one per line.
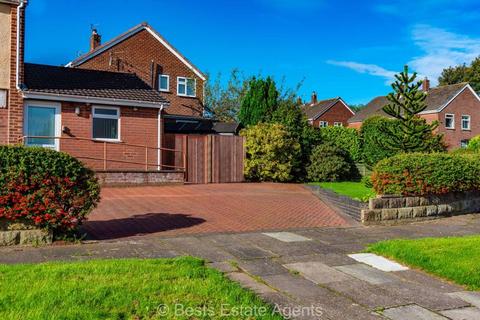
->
372, 152, 480, 196
0, 146, 100, 232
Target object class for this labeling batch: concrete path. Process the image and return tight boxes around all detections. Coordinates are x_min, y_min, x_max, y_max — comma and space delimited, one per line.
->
1, 214, 480, 319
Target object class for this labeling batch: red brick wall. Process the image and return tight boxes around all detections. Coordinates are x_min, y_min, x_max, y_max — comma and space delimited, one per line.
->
435, 88, 480, 149
59, 102, 161, 171
2, 3, 25, 145
311, 101, 354, 127
76, 29, 205, 117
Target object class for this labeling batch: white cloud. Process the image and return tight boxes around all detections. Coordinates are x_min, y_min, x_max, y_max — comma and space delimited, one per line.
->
328, 25, 480, 86
327, 60, 397, 84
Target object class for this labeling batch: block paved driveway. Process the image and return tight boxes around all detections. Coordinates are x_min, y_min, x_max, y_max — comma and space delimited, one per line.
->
83, 183, 351, 240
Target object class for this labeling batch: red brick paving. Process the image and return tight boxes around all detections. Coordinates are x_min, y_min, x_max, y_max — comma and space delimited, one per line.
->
83, 183, 349, 239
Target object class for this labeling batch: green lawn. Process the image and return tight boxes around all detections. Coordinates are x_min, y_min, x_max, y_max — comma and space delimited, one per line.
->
0, 257, 282, 320
367, 235, 480, 290
310, 181, 375, 202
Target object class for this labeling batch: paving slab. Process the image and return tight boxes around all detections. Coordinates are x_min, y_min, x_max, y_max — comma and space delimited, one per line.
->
224, 245, 277, 259
383, 305, 448, 320
209, 261, 238, 273
334, 263, 398, 285
277, 253, 357, 266
394, 270, 463, 293
227, 272, 276, 295
263, 232, 312, 242
283, 261, 353, 284
440, 307, 480, 320
447, 292, 480, 308
238, 259, 289, 276
262, 273, 333, 299
162, 237, 234, 262
348, 253, 409, 272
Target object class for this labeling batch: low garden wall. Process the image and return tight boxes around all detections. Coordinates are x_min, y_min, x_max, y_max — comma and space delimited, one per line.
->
96, 170, 184, 186
0, 221, 52, 246
362, 192, 480, 224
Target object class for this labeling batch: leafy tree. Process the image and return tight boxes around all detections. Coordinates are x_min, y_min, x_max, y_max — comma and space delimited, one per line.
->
379, 65, 440, 152
349, 104, 366, 112
319, 126, 362, 162
438, 57, 480, 92
238, 77, 279, 126
204, 69, 249, 122
307, 144, 358, 182
241, 123, 300, 182
360, 116, 398, 167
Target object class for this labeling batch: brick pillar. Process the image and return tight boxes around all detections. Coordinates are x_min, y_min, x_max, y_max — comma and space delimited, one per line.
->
8, 2, 25, 145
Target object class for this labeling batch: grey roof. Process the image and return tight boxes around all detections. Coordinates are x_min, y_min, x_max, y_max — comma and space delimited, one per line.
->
301, 97, 340, 119
163, 115, 239, 135
23, 63, 168, 105
348, 82, 469, 123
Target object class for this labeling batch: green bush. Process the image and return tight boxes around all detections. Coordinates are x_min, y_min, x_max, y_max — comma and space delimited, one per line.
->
0, 146, 100, 232
319, 126, 362, 162
360, 116, 398, 167
307, 144, 358, 182
241, 123, 301, 182
372, 152, 480, 196
468, 135, 480, 151
361, 175, 373, 188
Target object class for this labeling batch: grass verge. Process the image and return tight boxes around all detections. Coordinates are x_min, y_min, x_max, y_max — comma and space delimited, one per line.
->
310, 181, 375, 202
0, 257, 282, 319
367, 235, 480, 290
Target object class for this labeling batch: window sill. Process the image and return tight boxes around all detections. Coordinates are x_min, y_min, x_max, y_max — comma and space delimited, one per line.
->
177, 94, 197, 99
93, 138, 122, 143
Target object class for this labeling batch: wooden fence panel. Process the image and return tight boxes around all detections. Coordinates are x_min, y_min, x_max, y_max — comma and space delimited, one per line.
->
164, 133, 244, 184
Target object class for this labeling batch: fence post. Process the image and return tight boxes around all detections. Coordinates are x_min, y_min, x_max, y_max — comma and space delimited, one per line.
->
103, 142, 107, 171
145, 146, 148, 171
182, 135, 188, 181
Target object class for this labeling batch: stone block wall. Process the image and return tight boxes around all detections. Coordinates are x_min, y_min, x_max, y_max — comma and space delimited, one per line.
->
0, 220, 52, 246
362, 191, 480, 224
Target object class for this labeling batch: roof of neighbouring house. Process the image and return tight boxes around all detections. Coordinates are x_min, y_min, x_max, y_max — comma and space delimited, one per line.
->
67, 22, 206, 81
23, 63, 169, 106
301, 97, 354, 120
348, 82, 473, 123
163, 115, 240, 135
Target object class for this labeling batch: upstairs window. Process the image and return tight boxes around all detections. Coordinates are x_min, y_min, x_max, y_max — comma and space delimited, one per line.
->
159, 74, 169, 92
461, 115, 471, 130
92, 107, 120, 141
334, 122, 343, 127
177, 77, 196, 97
445, 114, 455, 129
319, 121, 328, 128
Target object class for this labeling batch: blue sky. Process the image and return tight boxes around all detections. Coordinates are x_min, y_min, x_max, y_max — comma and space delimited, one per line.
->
25, 0, 480, 104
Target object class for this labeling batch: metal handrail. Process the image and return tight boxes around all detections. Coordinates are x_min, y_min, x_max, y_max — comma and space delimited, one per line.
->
19, 136, 185, 172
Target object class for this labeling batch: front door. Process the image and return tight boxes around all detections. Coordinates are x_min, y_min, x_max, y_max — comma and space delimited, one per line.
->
24, 102, 61, 150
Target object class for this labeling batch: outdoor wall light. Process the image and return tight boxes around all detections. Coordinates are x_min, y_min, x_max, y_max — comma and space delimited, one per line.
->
75, 106, 81, 115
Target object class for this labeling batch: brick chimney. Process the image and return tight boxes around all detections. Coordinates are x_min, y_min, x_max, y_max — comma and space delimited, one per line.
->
422, 77, 430, 92
90, 28, 101, 51
311, 91, 318, 105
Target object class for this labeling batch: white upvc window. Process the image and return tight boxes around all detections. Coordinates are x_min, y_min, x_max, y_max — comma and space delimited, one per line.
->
445, 114, 455, 129
461, 139, 470, 148
461, 115, 471, 130
177, 77, 196, 97
319, 121, 328, 128
159, 74, 170, 92
92, 106, 120, 141
334, 122, 343, 127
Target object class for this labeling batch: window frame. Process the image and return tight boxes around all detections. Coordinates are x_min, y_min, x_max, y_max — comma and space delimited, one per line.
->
461, 139, 470, 148
177, 76, 197, 97
333, 122, 343, 127
23, 100, 62, 151
445, 113, 455, 129
319, 121, 328, 128
461, 115, 471, 131
158, 74, 170, 92
92, 106, 121, 142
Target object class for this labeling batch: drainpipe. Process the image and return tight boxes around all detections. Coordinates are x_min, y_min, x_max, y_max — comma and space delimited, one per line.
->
157, 104, 164, 171
16, 0, 26, 90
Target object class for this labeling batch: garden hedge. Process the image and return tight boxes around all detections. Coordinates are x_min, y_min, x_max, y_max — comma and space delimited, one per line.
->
307, 143, 358, 182
319, 126, 362, 162
0, 146, 100, 232
372, 152, 480, 196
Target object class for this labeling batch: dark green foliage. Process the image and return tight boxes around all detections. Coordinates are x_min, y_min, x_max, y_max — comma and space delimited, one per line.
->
360, 116, 398, 167
349, 104, 366, 112
372, 152, 480, 196
438, 57, 480, 92
307, 144, 359, 182
238, 76, 279, 126
319, 126, 362, 162
361, 175, 373, 188
380, 65, 440, 152
468, 135, 480, 151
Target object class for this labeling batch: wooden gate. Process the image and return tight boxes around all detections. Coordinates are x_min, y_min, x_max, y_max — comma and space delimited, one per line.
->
163, 134, 244, 184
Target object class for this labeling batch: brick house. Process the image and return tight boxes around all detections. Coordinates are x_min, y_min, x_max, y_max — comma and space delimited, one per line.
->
67, 23, 206, 118
301, 92, 355, 127
348, 80, 480, 149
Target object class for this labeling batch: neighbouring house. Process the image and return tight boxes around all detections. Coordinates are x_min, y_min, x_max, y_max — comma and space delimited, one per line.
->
348, 80, 480, 149
301, 92, 355, 128
67, 23, 206, 118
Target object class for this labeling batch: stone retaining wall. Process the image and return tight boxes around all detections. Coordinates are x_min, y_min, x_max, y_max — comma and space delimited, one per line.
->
96, 170, 184, 186
0, 221, 52, 246
362, 191, 480, 224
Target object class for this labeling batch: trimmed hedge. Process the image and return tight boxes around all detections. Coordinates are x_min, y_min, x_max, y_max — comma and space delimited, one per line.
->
0, 146, 100, 232
372, 152, 480, 196
307, 144, 358, 182
319, 126, 362, 162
